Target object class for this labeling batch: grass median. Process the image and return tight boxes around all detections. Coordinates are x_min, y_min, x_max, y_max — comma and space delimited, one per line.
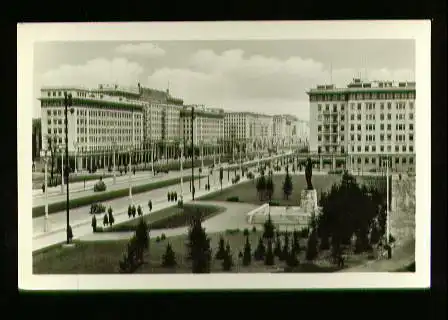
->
32, 175, 204, 218
102, 203, 226, 232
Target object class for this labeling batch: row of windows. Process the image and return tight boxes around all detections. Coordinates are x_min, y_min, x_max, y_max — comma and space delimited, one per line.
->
351, 156, 414, 165
347, 133, 414, 142
311, 91, 415, 102
350, 145, 414, 153
46, 108, 141, 119
345, 123, 414, 131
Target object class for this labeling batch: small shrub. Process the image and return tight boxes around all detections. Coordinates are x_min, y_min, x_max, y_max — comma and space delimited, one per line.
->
300, 228, 309, 238
242, 236, 252, 266
177, 200, 183, 208
156, 236, 161, 243
253, 237, 266, 261
252, 226, 257, 233
243, 228, 249, 236
269, 200, 280, 206
225, 228, 240, 235
161, 243, 177, 267
167, 192, 171, 202
215, 236, 226, 260
161, 233, 166, 241
264, 240, 275, 266
93, 179, 107, 192
222, 243, 233, 271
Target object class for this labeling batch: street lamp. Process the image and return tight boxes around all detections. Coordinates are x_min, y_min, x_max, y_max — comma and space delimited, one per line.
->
191, 107, 195, 200
58, 145, 65, 194
112, 140, 117, 184
63, 91, 74, 245
128, 146, 133, 204
41, 149, 50, 232
73, 141, 78, 173
179, 142, 184, 201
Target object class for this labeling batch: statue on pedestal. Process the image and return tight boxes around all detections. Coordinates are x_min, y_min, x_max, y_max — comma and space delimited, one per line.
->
305, 157, 313, 190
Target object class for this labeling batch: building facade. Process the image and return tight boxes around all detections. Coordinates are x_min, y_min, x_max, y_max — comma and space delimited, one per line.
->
40, 86, 146, 171
307, 79, 416, 172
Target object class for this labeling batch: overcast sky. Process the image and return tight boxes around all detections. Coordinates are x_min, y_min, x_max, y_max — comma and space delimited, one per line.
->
33, 40, 415, 120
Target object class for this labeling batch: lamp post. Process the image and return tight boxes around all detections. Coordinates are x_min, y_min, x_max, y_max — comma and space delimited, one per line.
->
179, 142, 184, 201
73, 141, 78, 173
59, 145, 65, 194
385, 157, 390, 245
41, 149, 50, 232
128, 146, 133, 204
191, 107, 195, 200
112, 140, 117, 184
63, 92, 73, 245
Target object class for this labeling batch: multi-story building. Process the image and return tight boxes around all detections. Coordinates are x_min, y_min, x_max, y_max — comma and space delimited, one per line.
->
181, 104, 225, 158
307, 78, 416, 172
40, 86, 146, 171
224, 111, 274, 154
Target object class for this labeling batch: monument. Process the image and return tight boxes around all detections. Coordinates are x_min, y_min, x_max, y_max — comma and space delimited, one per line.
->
301, 158, 318, 215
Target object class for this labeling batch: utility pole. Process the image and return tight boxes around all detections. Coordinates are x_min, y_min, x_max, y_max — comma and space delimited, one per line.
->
63, 92, 73, 245
191, 107, 195, 200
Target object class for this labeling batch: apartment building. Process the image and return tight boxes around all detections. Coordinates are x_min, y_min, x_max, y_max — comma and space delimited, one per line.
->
307, 78, 416, 171
40, 86, 146, 170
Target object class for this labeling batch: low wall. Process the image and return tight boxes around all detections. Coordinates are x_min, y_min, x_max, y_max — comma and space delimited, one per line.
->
247, 205, 312, 228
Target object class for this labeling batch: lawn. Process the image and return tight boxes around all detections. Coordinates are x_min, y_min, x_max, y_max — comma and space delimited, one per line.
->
32, 175, 204, 218
33, 229, 368, 274
198, 174, 386, 206
104, 203, 226, 232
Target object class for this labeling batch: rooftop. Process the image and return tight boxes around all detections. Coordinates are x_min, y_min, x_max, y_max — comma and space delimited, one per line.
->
307, 78, 416, 94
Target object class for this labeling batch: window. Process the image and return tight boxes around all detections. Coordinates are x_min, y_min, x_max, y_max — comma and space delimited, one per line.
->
365, 158, 369, 164
387, 103, 392, 110
318, 104, 321, 111
351, 134, 354, 141
387, 113, 391, 120
372, 157, 376, 164
409, 124, 414, 130
340, 135, 344, 141
357, 114, 361, 120
318, 125, 321, 132
47, 129, 51, 134
402, 145, 407, 152
357, 134, 361, 141
410, 146, 414, 152
318, 135, 321, 141
341, 125, 345, 131
365, 146, 369, 152
395, 145, 399, 152
351, 114, 355, 121
357, 124, 361, 131
380, 134, 384, 141
372, 146, 376, 152
387, 124, 392, 131
409, 134, 414, 141
380, 103, 384, 110
410, 102, 414, 109
387, 145, 391, 152
357, 146, 361, 152
357, 157, 361, 163
357, 103, 361, 110
380, 114, 384, 121
341, 104, 345, 111
341, 115, 345, 121
380, 124, 384, 130
409, 113, 414, 120
380, 145, 384, 152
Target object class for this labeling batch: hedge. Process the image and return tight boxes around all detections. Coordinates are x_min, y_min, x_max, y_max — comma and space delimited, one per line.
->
32, 175, 204, 218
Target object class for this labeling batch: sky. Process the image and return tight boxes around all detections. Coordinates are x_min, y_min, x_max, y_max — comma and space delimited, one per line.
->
33, 40, 415, 121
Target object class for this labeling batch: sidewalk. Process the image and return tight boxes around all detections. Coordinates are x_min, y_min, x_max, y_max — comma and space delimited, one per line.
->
32, 172, 250, 252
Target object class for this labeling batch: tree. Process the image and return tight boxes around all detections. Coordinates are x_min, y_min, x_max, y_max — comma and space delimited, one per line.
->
128, 205, 132, 218
264, 239, 275, 266
135, 218, 150, 262
45, 134, 57, 181
306, 229, 319, 261
266, 177, 274, 201
242, 236, 252, 266
219, 167, 223, 191
254, 237, 266, 261
162, 243, 177, 267
186, 215, 211, 273
282, 172, 293, 200
256, 174, 266, 200
263, 213, 275, 240
281, 233, 290, 261
286, 246, 299, 268
215, 236, 226, 260
91, 214, 97, 232
292, 229, 301, 255
132, 205, 136, 218
103, 213, 109, 226
274, 233, 282, 257
108, 207, 115, 226
222, 242, 233, 271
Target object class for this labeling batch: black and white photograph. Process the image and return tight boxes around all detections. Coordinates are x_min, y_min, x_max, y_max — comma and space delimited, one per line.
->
18, 21, 431, 290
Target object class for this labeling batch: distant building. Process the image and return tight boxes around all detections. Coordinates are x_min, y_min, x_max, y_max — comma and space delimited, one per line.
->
307, 78, 416, 172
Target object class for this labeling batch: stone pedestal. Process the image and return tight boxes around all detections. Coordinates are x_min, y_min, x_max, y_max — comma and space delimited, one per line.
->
300, 189, 318, 215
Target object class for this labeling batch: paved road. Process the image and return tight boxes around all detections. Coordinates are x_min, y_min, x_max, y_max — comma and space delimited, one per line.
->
79, 200, 259, 242
32, 153, 293, 207
32, 173, 253, 251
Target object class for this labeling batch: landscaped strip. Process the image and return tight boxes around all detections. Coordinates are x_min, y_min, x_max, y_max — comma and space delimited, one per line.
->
32, 175, 204, 218
102, 203, 226, 232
